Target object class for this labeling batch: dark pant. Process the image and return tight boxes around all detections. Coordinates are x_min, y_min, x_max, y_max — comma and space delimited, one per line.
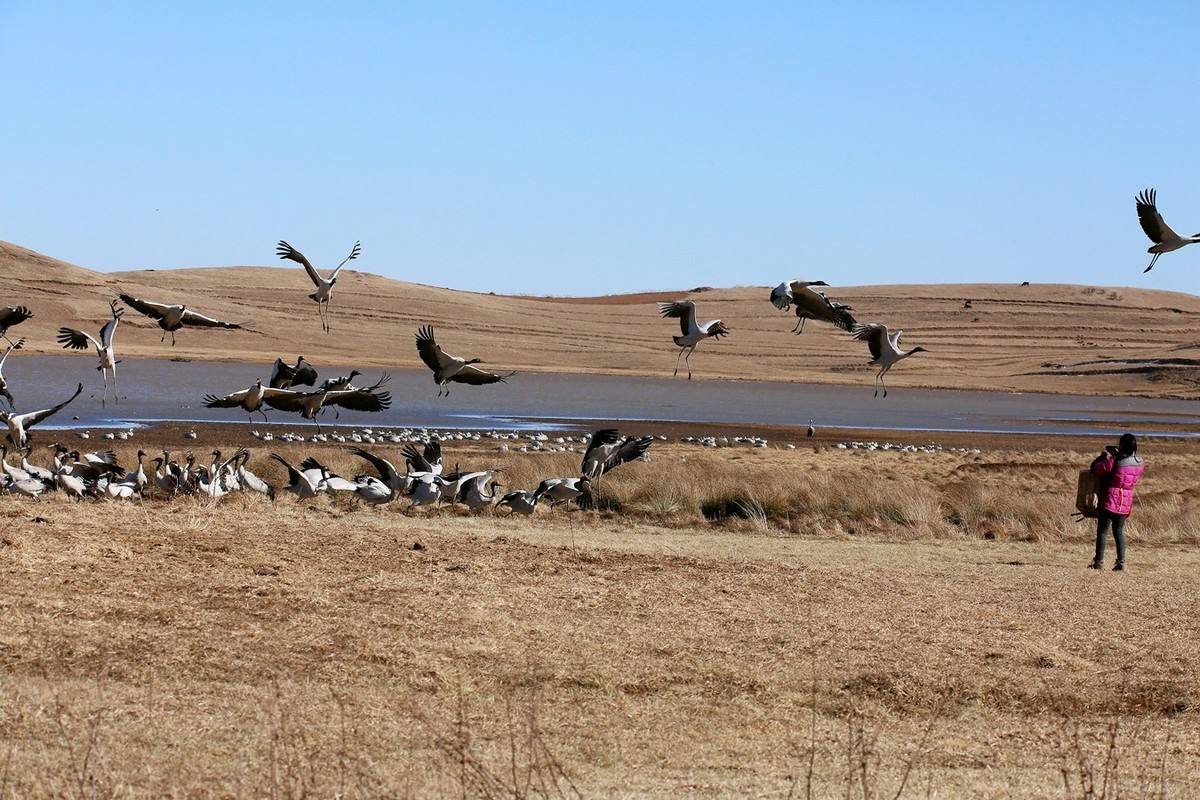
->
1094, 509, 1127, 564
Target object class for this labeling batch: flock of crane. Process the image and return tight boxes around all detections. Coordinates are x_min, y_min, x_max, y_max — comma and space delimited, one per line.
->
0, 187, 1189, 506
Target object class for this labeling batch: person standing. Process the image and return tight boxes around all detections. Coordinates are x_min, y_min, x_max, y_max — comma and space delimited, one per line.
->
1088, 433, 1145, 571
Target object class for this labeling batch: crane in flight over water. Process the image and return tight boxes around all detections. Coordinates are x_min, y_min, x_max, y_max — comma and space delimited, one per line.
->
276, 240, 360, 333
657, 300, 730, 380
851, 323, 927, 398
415, 326, 514, 397
769, 280, 857, 334
56, 299, 123, 407
118, 293, 244, 346
1135, 188, 1200, 273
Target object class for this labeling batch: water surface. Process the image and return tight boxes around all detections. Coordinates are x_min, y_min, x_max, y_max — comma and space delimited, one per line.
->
6, 356, 1198, 436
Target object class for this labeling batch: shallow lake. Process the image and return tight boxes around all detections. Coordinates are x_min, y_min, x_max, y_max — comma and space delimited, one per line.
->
6, 356, 1198, 436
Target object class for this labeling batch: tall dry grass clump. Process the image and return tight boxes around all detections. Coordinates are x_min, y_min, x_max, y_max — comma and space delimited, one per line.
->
14, 438, 1199, 546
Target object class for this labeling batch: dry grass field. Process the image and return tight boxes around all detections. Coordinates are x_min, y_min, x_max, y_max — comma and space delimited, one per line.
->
2, 437, 1198, 797
4, 239, 1200, 398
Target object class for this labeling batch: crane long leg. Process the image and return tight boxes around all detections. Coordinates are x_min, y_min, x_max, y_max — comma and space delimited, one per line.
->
1144, 253, 1161, 273
111, 363, 118, 405
673, 346, 685, 377
685, 346, 696, 380
100, 367, 108, 408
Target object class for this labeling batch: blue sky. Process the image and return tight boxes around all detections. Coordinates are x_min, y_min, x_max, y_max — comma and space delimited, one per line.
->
2, 2, 1198, 295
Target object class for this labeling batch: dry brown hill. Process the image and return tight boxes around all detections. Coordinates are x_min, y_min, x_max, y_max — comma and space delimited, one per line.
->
3, 240, 1199, 397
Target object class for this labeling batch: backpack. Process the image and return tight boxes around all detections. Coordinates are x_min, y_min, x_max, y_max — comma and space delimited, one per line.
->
1074, 468, 1100, 519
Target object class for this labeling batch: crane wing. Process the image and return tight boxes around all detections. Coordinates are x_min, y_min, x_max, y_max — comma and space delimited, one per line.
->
794, 285, 857, 332
769, 281, 793, 310
99, 304, 122, 348
56, 328, 99, 351
269, 357, 293, 388
328, 240, 361, 281
292, 358, 318, 387
1136, 188, 1178, 244
203, 387, 252, 408
0, 306, 32, 331
261, 387, 309, 411
449, 365, 510, 385
118, 293, 170, 321
852, 323, 888, 361
599, 436, 654, 476
15, 383, 83, 429
402, 443, 433, 473
657, 300, 697, 336
322, 386, 391, 412
415, 326, 455, 372
179, 308, 243, 329
269, 453, 302, 483
351, 447, 401, 484
0, 337, 24, 369
276, 240, 322, 287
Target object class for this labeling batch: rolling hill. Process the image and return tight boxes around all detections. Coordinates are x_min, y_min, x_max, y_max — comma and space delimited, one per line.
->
2, 239, 1198, 398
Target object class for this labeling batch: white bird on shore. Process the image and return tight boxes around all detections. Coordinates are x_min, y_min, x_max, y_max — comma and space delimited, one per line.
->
0, 383, 83, 447
769, 280, 857, 334
656, 300, 730, 380
106, 450, 147, 499
851, 323, 928, 398
233, 449, 275, 500
0, 337, 26, 408
57, 299, 123, 407
415, 326, 514, 397
21, 447, 54, 483
1135, 188, 1200, 273
276, 240, 360, 333
117, 293, 245, 346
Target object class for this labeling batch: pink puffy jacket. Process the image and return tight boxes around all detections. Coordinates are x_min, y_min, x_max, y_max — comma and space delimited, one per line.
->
1091, 452, 1145, 516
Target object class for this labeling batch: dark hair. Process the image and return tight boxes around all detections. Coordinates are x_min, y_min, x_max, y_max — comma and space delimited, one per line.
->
1118, 433, 1137, 455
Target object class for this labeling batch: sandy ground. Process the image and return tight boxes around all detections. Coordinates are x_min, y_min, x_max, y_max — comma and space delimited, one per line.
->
4, 239, 1200, 399
1, 436, 1198, 797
